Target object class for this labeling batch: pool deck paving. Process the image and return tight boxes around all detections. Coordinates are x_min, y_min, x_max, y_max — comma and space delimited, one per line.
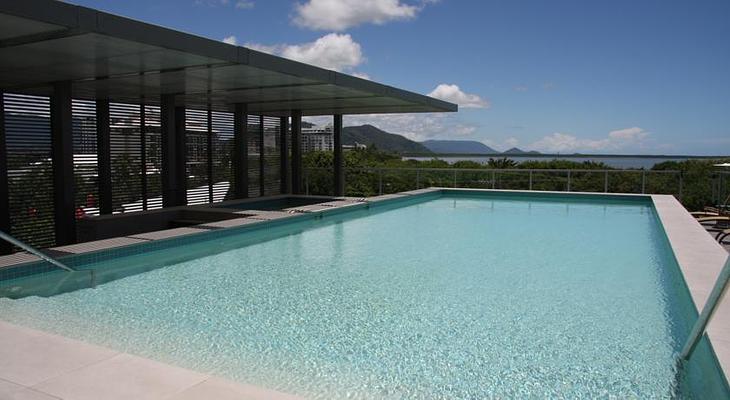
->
0, 188, 729, 397
0, 321, 301, 400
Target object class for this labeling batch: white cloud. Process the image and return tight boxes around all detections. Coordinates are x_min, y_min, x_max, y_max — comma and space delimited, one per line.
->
246, 33, 363, 72
608, 127, 649, 141
293, 0, 430, 31
196, 0, 253, 8
504, 137, 519, 147
514, 85, 528, 92
531, 127, 650, 153
338, 113, 478, 142
427, 84, 490, 109
235, 0, 254, 9
351, 72, 372, 80
222, 35, 238, 45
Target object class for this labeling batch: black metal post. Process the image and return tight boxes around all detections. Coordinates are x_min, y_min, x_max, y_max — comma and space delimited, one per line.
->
161, 94, 186, 207
291, 110, 302, 194
50, 81, 76, 245
95, 99, 112, 215
207, 107, 213, 203
259, 115, 265, 197
233, 103, 248, 198
140, 103, 148, 210
174, 106, 187, 206
333, 114, 344, 196
279, 116, 290, 194
0, 92, 11, 254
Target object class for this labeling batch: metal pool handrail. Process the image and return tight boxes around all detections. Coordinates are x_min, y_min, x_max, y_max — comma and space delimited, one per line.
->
680, 256, 730, 360
0, 230, 75, 273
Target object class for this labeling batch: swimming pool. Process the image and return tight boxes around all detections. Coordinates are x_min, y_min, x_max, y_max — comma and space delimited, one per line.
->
0, 191, 727, 399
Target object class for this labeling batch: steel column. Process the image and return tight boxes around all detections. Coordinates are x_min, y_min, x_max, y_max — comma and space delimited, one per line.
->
233, 103, 248, 198
95, 100, 112, 215
207, 108, 213, 203
160, 95, 186, 207
140, 103, 148, 210
259, 115, 265, 197
50, 81, 76, 245
0, 92, 11, 254
333, 114, 344, 196
291, 110, 303, 194
279, 116, 290, 194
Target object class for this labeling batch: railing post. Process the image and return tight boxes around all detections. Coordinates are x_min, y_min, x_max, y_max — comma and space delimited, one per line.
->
567, 170, 571, 192
416, 169, 420, 189
529, 170, 533, 191
679, 171, 683, 201
305, 170, 309, 195
453, 169, 457, 188
604, 170, 609, 193
492, 170, 496, 189
641, 170, 646, 194
378, 169, 383, 195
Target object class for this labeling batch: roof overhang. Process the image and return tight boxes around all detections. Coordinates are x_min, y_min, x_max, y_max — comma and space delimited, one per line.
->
0, 0, 457, 116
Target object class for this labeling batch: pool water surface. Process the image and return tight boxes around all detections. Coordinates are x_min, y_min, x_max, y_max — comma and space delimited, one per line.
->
0, 193, 727, 399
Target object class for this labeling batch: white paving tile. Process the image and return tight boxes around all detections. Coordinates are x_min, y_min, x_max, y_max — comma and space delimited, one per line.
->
170, 377, 302, 400
51, 237, 148, 254
0, 379, 61, 400
0, 321, 117, 387
33, 354, 207, 400
197, 218, 262, 229
127, 227, 208, 241
0, 253, 41, 269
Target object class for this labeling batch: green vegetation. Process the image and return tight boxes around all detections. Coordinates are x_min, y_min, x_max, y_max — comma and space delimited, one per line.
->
304, 147, 730, 210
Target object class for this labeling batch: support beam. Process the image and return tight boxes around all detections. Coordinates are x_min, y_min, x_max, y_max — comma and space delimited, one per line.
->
0, 92, 11, 254
50, 81, 76, 245
161, 95, 186, 207
291, 110, 302, 194
95, 99, 112, 215
279, 116, 290, 194
233, 103, 248, 198
333, 114, 344, 196
259, 115, 265, 197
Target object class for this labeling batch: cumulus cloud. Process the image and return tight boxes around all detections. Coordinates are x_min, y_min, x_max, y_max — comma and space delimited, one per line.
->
343, 113, 479, 142
531, 127, 650, 153
293, 0, 432, 31
246, 33, 363, 72
222, 35, 238, 45
608, 127, 649, 141
427, 84, 490, 109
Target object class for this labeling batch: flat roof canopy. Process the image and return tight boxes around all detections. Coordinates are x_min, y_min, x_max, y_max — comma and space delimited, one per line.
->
0, 0, 457, 116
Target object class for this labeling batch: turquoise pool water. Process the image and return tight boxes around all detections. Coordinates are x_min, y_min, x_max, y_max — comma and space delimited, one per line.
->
0, 193, 727, 399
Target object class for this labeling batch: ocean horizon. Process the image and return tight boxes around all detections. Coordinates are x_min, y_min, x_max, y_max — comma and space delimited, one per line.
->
404, 154, 729, 169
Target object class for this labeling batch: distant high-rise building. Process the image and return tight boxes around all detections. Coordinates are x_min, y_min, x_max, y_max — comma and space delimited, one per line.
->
301, 124, 334, 152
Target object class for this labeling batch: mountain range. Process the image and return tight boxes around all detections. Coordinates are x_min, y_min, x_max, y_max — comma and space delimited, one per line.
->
341, 124, 540, 155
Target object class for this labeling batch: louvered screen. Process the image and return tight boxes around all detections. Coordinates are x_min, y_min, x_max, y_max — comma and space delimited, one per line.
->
4, 93, 56, 248
71, 99, 98, 220
247, 115, 262, 198
262, 116, 281, 196
211, 111, 234, 202
185, 109, 209, 205
110, 103, 143, 213
144, 105, 163, 210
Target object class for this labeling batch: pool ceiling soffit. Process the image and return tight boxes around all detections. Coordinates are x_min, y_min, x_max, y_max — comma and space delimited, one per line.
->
0, 1, 457, 116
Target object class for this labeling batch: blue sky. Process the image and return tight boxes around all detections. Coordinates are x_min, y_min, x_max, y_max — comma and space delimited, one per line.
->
71, 0, 730, 155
